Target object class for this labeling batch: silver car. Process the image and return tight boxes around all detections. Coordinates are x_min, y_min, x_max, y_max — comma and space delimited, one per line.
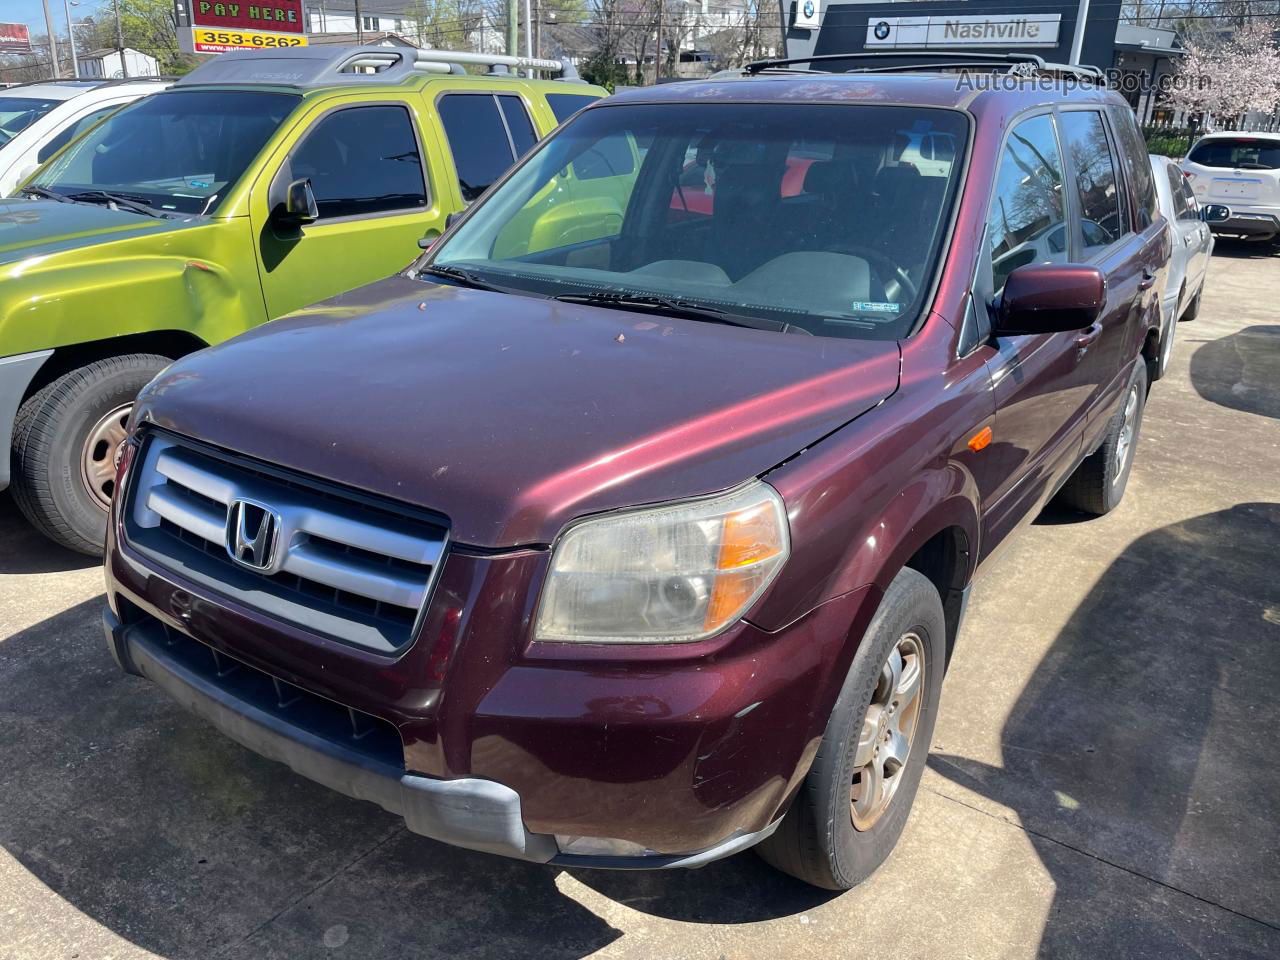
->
1150, 154, 1215, 379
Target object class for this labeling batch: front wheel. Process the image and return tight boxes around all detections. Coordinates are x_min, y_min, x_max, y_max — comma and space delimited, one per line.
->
755, 567, 946, 890
10, 354, 170, 555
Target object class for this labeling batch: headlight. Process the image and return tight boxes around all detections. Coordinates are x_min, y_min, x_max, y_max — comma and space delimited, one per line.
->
534, 481, 789, 644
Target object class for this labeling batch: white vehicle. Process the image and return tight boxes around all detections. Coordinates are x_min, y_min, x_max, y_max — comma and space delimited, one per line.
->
1151, 154, 1216, 380
1180, 131, 1280, 243
0, 78, 171, 196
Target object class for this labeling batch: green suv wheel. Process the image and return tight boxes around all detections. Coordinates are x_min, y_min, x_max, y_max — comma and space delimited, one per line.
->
10, 354, 170, 555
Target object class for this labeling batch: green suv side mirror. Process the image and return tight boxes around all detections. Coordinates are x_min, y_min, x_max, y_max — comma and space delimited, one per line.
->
1200, 203, 1231, 224
275, 177, 318, 226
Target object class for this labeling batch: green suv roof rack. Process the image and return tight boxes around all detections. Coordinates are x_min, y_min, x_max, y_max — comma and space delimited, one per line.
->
174, 46, 583, 90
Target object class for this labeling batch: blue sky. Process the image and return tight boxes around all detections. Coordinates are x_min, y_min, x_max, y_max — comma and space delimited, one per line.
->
6, 0, 106, 38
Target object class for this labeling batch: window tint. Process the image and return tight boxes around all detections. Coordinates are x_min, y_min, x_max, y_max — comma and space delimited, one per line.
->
1060, 111, 1123, 257
38, 104, 120, 163
1188, 136, 1280, 170
498, 95, 537, 156
546, 93, 599, 124
987, 114, 1068, 295
438, 94, 519, 202
291, 105, 426, 219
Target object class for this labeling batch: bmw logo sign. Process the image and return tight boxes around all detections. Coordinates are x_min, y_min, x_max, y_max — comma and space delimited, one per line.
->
802, 1, 815, 19
874, 20, 892, 40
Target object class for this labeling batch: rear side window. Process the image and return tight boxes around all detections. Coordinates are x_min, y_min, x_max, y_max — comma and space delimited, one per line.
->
438, 93, 539, 202
987, 114, 1068, 295
1060, 111, 1124, 257
546, 93, 600, 124
1109, 106, 1157, 229
1188, 137, 1280, 170
290, 105, 427, 219
1177, 177, 1199, 221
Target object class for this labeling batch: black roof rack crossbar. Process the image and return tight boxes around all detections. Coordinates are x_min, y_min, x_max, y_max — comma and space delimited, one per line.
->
743, 51, 1104, 83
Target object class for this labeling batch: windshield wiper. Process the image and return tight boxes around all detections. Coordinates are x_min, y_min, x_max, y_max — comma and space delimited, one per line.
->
419, 264, 505, 292
64, 190, 164, 219
20, 185, 71, 203
553, 292, 791, 333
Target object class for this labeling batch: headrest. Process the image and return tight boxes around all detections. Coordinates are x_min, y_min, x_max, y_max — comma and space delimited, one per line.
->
802, 160, 857, 196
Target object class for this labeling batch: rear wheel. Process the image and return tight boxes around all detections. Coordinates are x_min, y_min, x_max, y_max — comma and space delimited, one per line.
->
10, 354, 170, 555
1181, 288, 1201, 322
755, 567, 946, 890
1056, 360, 1147, 517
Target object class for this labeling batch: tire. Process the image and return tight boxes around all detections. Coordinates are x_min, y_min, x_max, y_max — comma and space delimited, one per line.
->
1181, 288, 1201, 322
10, 354, 170, 555
1153, 305, 1176, 381
755, 567, 946, 890
1055, 360, 1147, 517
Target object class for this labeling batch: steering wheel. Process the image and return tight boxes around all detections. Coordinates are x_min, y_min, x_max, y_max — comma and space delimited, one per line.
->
829, 244, 919, 304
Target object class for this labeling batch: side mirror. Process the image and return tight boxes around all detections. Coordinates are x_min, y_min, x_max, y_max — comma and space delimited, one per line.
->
1200, 203, 1230, 224
995, 263, 1106, 336
274, 177, 318, 226
445, 211, 462, 230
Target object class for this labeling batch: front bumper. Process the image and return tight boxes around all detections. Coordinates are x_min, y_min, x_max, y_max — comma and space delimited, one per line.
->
0, 349, 53, 490
106, 507, 874, 868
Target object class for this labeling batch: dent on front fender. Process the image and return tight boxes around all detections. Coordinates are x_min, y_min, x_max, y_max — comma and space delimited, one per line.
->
0, 219, 265, 358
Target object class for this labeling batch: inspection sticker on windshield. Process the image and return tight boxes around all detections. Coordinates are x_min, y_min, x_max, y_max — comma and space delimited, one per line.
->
851, 301, 901, 313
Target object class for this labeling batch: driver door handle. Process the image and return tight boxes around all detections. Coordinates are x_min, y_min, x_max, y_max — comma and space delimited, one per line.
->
1138, 270, 1156, 291
1075, 322, 1103, 355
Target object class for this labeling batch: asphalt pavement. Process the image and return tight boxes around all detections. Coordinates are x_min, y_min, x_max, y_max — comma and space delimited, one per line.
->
1, 241, 1277, 959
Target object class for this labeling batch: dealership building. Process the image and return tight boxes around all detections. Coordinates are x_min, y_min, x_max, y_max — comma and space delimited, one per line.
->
779, 0, 1185, 124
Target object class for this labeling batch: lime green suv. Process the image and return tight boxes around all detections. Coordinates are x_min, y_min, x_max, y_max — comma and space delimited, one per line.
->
0, 46, 605, 553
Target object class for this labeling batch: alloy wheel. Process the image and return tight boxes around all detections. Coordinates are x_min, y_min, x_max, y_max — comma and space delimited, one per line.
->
80, 403, 131, 511
1113, 386, 1139, 486
851, 632, 926, 831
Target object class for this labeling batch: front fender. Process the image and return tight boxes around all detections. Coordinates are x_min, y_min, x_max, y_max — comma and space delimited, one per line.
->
0, 219, 264, 359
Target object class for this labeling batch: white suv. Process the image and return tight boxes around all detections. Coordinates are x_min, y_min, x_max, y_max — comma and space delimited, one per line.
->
1181, 131, 1280, 242
0, 78, 171, 196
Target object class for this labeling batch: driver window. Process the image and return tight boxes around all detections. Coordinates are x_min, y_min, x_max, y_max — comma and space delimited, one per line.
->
987, 114, 1068, 296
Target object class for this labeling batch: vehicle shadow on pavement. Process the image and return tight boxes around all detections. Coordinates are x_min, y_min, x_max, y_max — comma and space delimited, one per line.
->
0, 494, 100, 574
1208, 239, 1277, 261
1188, 324, 1280, 421
928, 503, 1280, 957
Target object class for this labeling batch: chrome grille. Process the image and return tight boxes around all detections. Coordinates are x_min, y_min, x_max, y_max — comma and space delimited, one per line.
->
124, 433, 449, 653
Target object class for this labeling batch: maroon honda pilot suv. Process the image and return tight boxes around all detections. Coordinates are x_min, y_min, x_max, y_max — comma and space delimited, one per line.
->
102, 57, 1171, 890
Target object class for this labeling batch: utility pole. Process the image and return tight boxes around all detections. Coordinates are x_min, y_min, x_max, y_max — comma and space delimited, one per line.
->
113, 0, 128, 77
41, 0, 61, 78
1068, 0, 1091, 65
62, 0, 80, 78
355, 0, 364, 43
507, 0, 518, 58
654, 0, 663, 84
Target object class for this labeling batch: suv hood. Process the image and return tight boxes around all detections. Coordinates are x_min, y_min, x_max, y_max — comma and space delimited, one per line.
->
0, 198, 180, 265
133, 276, 901, 548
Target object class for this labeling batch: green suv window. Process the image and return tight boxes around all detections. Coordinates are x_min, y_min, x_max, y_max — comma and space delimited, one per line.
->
289, 105, 428, 220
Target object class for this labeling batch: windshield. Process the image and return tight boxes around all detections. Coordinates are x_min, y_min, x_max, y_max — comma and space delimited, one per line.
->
1188, 137, 1280, 170
426, 101, 968, 340
30, 90, 298, 215
0, 97, 59, 146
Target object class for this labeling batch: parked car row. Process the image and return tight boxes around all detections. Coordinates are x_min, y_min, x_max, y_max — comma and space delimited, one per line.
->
1, 49, 1236, 890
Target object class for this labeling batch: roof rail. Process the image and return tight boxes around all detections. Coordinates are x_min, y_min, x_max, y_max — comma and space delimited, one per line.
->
0, 75, 172, 90
174, 45, 583, 89
742, 51, 1105, 84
